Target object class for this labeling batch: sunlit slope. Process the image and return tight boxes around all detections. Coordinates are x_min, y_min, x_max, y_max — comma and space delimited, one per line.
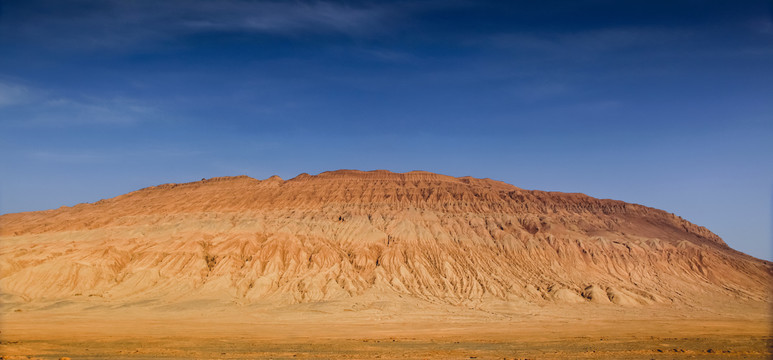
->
1, 170, 770, 308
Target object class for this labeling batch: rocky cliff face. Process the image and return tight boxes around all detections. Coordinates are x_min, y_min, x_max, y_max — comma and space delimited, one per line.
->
1, 170, 770, 309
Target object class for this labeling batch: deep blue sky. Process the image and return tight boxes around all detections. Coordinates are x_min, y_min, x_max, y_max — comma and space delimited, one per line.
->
1, 0, 771, 260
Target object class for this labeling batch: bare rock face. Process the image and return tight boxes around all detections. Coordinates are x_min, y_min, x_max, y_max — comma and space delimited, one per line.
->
1, 170, 770, 309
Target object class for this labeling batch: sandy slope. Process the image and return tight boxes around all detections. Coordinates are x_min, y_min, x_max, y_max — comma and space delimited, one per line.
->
0, 169, 771, 358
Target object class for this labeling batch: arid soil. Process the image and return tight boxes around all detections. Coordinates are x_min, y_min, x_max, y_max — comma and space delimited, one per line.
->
1, 306, 771, 359
1, 170, 771, 359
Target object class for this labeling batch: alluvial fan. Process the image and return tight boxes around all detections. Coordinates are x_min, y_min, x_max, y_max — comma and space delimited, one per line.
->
1, 170, 770, 310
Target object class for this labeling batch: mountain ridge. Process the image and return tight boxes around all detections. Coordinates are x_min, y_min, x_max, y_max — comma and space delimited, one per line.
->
0, 169, 769, 310
0, 170, 731, 253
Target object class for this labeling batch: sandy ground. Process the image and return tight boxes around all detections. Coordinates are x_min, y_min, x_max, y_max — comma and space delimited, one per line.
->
1, 302, 771, 359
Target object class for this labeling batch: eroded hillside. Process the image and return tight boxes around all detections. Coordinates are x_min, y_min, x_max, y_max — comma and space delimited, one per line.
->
1, 170, 770, 310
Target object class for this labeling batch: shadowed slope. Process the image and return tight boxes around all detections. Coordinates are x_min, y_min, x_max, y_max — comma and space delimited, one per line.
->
1, 170, 770, 310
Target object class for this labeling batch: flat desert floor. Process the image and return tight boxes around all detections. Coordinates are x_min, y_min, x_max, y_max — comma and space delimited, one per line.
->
1, 300, 770, 359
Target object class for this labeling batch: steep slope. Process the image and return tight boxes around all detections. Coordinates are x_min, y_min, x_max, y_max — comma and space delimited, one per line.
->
1, 170, 770, 310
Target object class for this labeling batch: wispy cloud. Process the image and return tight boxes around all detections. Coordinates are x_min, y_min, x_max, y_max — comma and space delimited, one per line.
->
485, 27, 696, 58
0, 81, 32, 107
0, 80, 157, 127
507, 82, 569, 103
26, 146, 205, 164
180, 1, 391, 34
748, 17, 773, 35
37, 96, 156, 126
1, 0, 399, 49
356, 48, 418, 63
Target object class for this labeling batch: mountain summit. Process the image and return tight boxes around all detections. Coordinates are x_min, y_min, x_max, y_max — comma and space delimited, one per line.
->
1, 170, 770, 310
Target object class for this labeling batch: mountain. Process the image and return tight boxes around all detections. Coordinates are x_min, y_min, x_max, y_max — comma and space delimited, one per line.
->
1, 169, 770, 311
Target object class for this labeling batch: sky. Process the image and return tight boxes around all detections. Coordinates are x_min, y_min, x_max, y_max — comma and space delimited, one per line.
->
0, 0, 771, 260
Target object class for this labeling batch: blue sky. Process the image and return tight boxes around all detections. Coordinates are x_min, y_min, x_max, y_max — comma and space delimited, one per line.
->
1, 0, 771, 260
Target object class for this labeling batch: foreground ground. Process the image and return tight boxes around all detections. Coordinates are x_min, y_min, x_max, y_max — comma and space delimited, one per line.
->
1, 300, 770, 359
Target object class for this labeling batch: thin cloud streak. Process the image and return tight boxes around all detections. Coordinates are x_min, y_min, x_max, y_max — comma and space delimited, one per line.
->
180, 1, 391, 33
0, 81, 32, 108
1, 0, 399, 50
36, 97, 156, 126
24, 147, 206, 164
484, 27, 697, 57
0, 82, 158, 127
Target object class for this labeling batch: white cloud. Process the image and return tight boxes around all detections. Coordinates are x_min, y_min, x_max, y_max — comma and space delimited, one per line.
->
33, 96, 157, 126
486, 27, 696, 58
180, 1, 391, 34
3, 0, 400, 49
748, 18, 773, 35
0, 81, 32, 107
0, 80, 158, 127
26, 147, 204, 164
